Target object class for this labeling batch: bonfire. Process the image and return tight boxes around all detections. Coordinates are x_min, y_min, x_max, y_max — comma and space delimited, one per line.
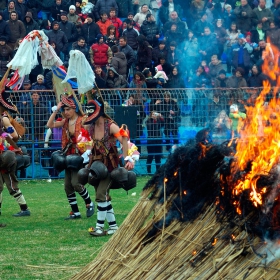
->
73, 44, 280, 279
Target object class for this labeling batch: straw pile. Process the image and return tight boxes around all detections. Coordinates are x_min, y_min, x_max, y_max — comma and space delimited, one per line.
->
72, 184, 280, 279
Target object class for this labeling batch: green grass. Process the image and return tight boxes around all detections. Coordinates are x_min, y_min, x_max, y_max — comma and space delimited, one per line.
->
0, 176, 150, 280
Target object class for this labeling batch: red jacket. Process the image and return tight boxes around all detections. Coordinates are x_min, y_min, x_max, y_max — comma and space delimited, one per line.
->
90, 43, 110, 66
96, 19, 112, 36
109, 16, 122, 38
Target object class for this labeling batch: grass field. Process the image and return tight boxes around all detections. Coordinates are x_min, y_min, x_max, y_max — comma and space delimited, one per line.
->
0, 176, 150, 280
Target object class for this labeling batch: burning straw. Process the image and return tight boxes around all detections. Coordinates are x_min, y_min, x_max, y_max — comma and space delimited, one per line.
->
73, 44, 280, 279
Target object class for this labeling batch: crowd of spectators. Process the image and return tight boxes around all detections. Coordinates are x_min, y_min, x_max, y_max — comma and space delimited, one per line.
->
0, 0, 278, 173
0, 0, 277, 89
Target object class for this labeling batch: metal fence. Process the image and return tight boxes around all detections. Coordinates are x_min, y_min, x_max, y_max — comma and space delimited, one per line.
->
9, 87, 265, 178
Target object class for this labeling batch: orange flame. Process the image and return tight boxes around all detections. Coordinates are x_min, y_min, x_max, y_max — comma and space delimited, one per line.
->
192, 250, 197, 256
174, 171, 178, 177
164, 178, 168, 183
183, 190, 187, 195
230, 41, 280, 212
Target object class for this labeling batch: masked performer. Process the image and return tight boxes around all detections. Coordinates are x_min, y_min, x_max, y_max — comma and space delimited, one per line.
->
0, 90, 30, 217
47, 94, 95, 219
85, 93, 134, 236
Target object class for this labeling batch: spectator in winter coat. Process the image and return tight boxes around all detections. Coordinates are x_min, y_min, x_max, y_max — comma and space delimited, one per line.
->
208, 55, 224, 79
142, 68, 160, 88
266, 21, 280, 49
133, 4, 151, 26
234, 0, 254, 34
214, 69, 229, 88
166, 41, 183, 70
152, 40, 168, 65
140, 14, 160, 48
51, 0, 68, 22
3, 0, 22, 21
230, 34, 253, 75
59, 11, 78, 55
272, 0, 280, 27
105, 67, 127, 105
164, 22, 182, 48
122, 19, 139, 51
189, 0, 205, 26
159, 0, 184, 25
223, 4, 236, 30
158, 55, 173, 76
131, 0, 150, 15
167, 66, 185, 88
253, 0, 273, 31
226, 67, 247, 88
192, 13, 214, 40
94, 0, 118, 21
108, 8, 122, 38
118, 36, 136, 71
0, 37, 13, 76
31, 74, 47, 91
23, 12, 39, 36
126, 12, 140, 31
214, 19, 228, 59
94, 65, 106, 88
116, 0, 132, 18
247, 64, 268, 87
68, 5, 82, 25
105, 67, 127, 88
96, 12, 113, 36
6, 11, 25, 49
0, 12, 11, 42
37, 0, 56, 21
15, 0, 27, 21
72, 37, 90, 61
110, 45, 127, 77
145, 111, 164, 174
136, 34, 153, 71
184, 30, 199, 76
199, 26, 218, 63
89, 34, 112, 69
163, 11, 187, 36
129, 71, 147, 89
47, 21, 68, 59
81, 13, 100, 46
105, 25, 118, 47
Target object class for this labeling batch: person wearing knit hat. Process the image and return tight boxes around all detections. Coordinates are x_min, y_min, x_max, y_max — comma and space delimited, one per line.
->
153, 64, 168, 88
69, 5, 76, 11
60, 11, 68, 17
89, 33, 112, 68
213, 68, 228, 88
31, 74, 47, 91
68, 4, 81, 25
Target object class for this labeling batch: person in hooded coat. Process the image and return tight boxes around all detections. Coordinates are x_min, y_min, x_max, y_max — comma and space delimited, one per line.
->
105, 67, 128, 106
110, 45, 127, 77
23, 11, 39, 36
